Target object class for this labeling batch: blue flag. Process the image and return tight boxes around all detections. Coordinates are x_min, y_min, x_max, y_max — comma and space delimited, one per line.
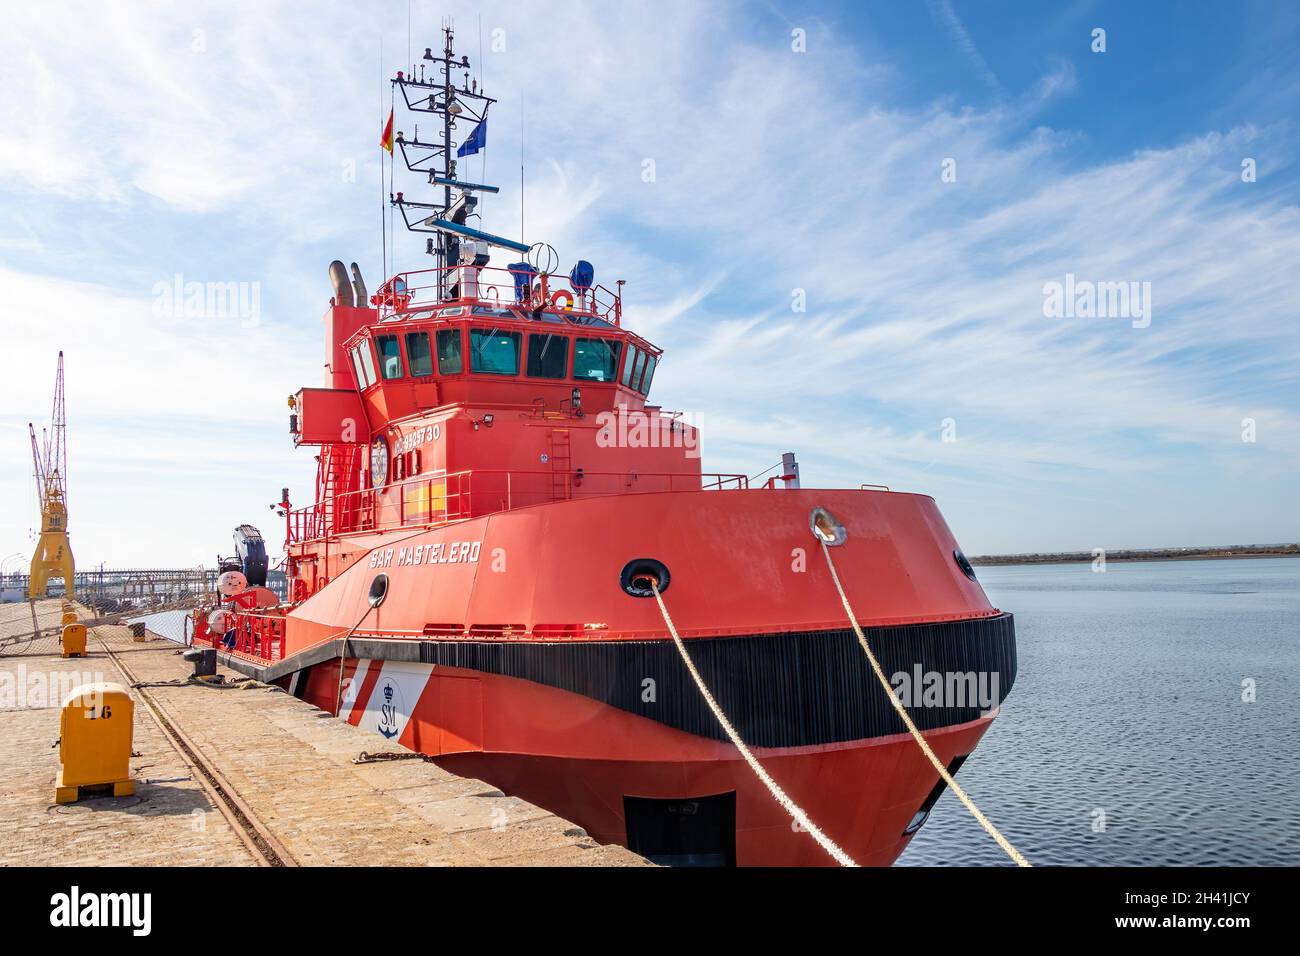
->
456, 119, 487, 157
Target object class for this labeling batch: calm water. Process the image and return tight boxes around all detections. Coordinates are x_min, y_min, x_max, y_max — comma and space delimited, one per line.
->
898, 557, 1300, 866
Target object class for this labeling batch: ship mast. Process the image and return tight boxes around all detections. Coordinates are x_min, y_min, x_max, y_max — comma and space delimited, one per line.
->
391, 21, 522, 303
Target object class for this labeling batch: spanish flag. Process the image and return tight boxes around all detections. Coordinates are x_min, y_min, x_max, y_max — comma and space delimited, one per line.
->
380, 108, 394, 154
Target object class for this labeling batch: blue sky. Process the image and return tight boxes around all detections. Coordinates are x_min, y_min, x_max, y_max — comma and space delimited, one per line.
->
2, 0, 1298, 568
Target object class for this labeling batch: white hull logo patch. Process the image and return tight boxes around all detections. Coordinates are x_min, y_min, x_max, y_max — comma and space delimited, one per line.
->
357, 661, 434, 744
376, 678, 402, 738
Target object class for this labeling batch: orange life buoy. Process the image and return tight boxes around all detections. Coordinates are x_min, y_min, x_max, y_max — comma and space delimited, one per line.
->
550, 289, 575, 311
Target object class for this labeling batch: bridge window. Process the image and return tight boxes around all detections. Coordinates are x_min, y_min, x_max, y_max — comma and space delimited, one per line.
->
629, 349, 646, 392
374, 334, 404, 380
405, 331, 434, 377
574, 338, 621, 382
360, 342, 377, 385
349, 346, 366, 387
470, 328, 521, 375
350, 343, 376, 388
621, 345, 641, 387
639, 354, 658, 395
437, 328, 463, 374
527, 333, 569, 379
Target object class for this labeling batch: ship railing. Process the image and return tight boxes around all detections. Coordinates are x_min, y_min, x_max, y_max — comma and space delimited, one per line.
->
763, 472, 799, 489
293, 501, 336, 544
189, 607, 287, 665
226, 608, 286, 664
373, 265, 623, 327
286, 467, 748, 545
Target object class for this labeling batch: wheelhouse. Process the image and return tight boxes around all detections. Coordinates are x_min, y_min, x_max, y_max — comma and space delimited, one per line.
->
342, 306, 660, 420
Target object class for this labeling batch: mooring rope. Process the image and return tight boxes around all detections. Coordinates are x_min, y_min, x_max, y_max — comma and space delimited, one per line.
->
333, 604, 376, 719
818, 539, 1031, 867
650, 583, 858, 867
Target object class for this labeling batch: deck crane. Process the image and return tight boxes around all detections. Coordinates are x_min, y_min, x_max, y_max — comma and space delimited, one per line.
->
28, 352, 74, 598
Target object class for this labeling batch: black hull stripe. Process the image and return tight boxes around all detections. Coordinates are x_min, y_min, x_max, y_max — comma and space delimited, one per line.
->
403, 613, 1017, 748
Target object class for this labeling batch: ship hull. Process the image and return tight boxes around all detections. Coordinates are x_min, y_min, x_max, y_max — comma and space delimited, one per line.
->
431, 719, 994, 867
268, 488, 1016, 866
283, 488, 1005, 652
291, 617, 1012, 866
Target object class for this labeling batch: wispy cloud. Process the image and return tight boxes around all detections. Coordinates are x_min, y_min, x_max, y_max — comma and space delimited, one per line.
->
0, 0, 1297, 562
927, 0, 1002, 92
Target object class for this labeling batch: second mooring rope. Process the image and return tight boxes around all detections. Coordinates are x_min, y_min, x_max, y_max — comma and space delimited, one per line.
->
650, 583, 858, 867
818, 539, 1031, 867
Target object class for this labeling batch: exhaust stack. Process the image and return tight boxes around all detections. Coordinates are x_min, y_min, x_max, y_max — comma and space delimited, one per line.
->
350, 263, 368, 305
328, 260, 354, 308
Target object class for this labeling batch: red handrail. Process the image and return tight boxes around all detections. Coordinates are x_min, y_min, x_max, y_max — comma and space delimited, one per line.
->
373, 264, 624, 326
190, 607, 288, 664
228, 609, 286, 663
286, 467, 750, 545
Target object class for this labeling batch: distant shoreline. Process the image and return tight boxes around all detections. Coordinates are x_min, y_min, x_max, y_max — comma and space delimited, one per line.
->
969, 545, 1299, 567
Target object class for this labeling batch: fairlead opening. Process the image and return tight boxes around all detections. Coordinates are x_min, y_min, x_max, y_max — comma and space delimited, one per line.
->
809, 506, 847, 547
620, 558, 671, 598
367, 573, 390, 608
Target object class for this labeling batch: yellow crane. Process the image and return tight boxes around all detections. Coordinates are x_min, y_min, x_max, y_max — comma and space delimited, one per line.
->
28, 352, 74, 599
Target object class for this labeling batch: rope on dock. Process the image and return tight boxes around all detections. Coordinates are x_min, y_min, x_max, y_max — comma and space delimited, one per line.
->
129, 675, 259, 690
649, 582, 858, 867
818, 539, 1031, 868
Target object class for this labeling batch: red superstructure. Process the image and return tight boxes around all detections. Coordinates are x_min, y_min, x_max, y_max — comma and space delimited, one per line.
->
195, 25, 1017, 866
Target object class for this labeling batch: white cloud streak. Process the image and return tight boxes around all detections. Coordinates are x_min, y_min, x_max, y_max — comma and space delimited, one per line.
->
1, 0, 1296, 561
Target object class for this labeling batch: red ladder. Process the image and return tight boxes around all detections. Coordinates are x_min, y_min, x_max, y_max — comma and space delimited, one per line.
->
549, 429, 572, 501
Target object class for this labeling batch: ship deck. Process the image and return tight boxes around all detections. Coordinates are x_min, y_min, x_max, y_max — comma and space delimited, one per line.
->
0, 600, 647, 867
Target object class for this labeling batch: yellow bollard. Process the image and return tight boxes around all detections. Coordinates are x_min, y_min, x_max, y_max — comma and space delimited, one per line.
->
61, 611, 77, 626
55, 682, 135, 803
61, 623, 87, 658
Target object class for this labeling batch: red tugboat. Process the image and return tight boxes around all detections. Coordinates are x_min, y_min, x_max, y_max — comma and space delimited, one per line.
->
195, 25, 1016, 866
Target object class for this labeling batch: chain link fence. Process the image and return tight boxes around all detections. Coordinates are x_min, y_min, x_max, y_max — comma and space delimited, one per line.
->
0, 567, 288, 657
0, 599, 70, 658
0, 598, 206, 658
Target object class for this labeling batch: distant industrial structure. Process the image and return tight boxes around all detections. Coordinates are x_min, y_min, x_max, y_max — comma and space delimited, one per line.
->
1, 567, 288, 609
27, 352, 75, 598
